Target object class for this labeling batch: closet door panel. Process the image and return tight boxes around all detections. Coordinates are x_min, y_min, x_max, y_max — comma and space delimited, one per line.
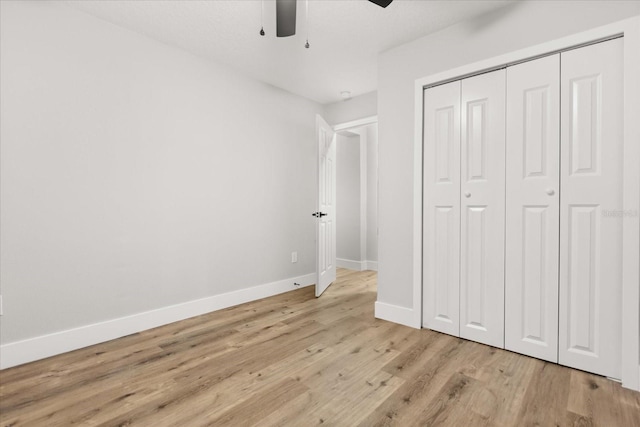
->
559, 38, 623, 379
505, 54, 560, 362
460, 69, 506, 348
422, 81, 461, 336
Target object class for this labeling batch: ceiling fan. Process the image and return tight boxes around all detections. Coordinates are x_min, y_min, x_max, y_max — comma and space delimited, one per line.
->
274, 0, 393, 38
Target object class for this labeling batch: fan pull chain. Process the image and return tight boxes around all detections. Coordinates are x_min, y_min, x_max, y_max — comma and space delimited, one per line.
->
305, 0, 310, 48
260, 0, 265, 36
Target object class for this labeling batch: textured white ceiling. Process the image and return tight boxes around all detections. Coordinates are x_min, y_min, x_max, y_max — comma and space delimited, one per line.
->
62, 0, 517, 104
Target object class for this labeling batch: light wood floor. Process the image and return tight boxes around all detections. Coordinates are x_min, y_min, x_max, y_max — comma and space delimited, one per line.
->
1, 269, 639, 426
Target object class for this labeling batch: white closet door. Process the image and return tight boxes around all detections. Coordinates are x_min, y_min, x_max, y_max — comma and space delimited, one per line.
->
422, 81, 461, 336
460, 69, 506, 348
559, 38, 623, 379
505, 55, 560, 362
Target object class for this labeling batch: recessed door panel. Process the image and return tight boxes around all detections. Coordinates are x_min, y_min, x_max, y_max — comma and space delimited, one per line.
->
522, 206, 547, 342
435, 107, 455, 183
433, 206, 454, 323
465, 205, 487, 330
570, 76, 600, 175
505, 54, 560, 362
567, 205, 599, 355
422, 80, 461, 336
460, 69, 506, 348
559, 38, 623, 379
467, 100, 487, 181
523, 87, 548, 177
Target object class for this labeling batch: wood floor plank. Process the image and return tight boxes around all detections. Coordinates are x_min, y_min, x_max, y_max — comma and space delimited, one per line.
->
514, 360, 571, 426
163, 343, 335, 426
465, 349, 538, 426
1, 268, 638, 426
277, 370, 404, 427
415, 371, 490, 426
204, 378, 309, 426
359, 339, 499, 426
381, 330, 453, 380
567, 370, 640, 427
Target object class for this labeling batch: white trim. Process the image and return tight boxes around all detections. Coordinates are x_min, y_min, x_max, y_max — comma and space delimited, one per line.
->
336, 258, 378, 271
412, 67, 424, 330
0, 273, 316, 370
374, 301, 417, 328
337, 258, 365, 271
333, 115, 378, 132
366, 260, 378, 271
413, 16, 640, 391
621, 17, 640, 393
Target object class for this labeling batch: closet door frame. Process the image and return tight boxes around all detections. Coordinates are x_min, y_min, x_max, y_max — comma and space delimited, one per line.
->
414, 16, 640, 391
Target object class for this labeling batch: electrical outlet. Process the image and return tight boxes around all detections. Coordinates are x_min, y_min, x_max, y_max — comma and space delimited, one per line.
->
291, 251, 298, 263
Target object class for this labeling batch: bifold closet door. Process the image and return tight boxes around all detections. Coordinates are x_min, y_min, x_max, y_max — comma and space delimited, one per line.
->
559, 38, 623, 379
460, 69, 506, 348
505, 55, 560, 362
422, 81, 461, 335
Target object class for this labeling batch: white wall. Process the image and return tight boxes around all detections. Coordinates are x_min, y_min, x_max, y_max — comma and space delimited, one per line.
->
324, 91, 377, 126
336, 134, 361, 262
377, 1, 640, 310
0, 1, 322, 351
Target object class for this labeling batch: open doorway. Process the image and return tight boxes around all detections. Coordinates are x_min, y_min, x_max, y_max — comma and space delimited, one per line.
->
334, 117, 378, 273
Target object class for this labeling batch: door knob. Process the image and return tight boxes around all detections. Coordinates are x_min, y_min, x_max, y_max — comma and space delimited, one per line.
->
464, 191, 471, 198
546, 188, 555, 196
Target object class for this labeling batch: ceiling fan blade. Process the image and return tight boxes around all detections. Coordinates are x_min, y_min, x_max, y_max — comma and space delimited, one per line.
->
276, 0, 296, 37
368, 0, 393, 7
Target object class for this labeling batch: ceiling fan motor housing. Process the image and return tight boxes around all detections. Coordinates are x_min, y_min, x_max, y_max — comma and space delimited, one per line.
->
275, 0, 392, 39
276, 0, 297, 37
369, 0, 393, 8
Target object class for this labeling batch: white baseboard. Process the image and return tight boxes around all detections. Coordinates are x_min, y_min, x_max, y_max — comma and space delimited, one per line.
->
336, 258, 378, 271
336, 258, 364, 270
365, 260, 378, 271
0, 273, 316, 370
375, 301, 419, 329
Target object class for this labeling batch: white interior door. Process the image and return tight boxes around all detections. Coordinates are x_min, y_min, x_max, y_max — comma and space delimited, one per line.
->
505, 54, 560, 362
558, 38, 623, 378
459, 69, 506, 348
316, 115, 337, 297
422, 80, 461, 336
